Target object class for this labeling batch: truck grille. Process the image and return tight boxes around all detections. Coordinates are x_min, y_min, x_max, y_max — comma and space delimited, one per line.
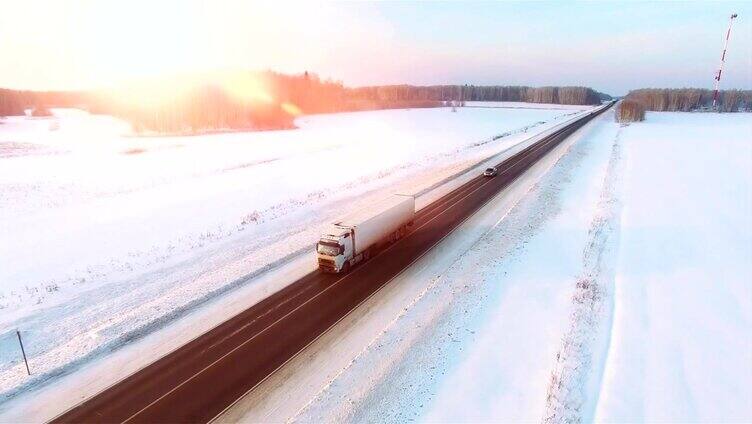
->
318, 258, 337, 272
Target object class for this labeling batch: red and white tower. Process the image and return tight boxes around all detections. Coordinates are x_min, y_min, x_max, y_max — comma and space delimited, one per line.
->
712, 13, 738, 109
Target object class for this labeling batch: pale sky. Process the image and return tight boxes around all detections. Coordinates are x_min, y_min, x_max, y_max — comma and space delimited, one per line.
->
1, 0, 750, 95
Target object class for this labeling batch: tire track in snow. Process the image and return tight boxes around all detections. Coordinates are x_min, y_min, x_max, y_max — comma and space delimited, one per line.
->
543, 129, 623, 423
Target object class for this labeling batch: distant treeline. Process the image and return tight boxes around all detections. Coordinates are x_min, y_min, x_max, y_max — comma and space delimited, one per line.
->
1, 72, 608, 134
624, 88, 752, 112
350, 85, 607, 105
0, 88, 83, 116
1, 74, 350, 132
1, 75, 445, 133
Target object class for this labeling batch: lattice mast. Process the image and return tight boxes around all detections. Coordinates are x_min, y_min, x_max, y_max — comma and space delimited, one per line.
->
712, 13, 738, 109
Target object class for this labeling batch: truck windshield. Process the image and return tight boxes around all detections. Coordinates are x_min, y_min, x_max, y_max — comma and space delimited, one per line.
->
317, 241, 342, 256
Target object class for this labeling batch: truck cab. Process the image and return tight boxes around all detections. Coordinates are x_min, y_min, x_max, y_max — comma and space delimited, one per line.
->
316, 226, 353, 273
316, 194, 415, 274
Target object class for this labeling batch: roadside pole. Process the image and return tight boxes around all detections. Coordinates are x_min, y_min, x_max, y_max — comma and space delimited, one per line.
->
16, 330, 30, 376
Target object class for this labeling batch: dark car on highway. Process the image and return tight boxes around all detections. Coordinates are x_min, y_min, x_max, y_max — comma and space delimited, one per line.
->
483, 167, 498, 177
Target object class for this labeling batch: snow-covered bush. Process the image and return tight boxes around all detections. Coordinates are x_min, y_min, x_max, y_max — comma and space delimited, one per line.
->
615, 100, 645, 123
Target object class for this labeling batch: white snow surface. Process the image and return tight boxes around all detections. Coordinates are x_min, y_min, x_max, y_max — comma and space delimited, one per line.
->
0, 104, 585, 402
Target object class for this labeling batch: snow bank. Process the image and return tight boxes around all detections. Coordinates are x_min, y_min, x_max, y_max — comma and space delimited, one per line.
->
543, 127, 624, 423
594, 112, 752, 422
0, 105, 588, 402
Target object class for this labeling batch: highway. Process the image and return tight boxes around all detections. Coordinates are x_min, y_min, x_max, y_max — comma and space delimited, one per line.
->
53, 103, 612, 423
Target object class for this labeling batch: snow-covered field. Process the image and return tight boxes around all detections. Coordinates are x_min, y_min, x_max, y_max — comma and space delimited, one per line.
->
0, 103, 585, 403
224, 108, 752, 422
594, 112, 752, 422
466, 101, 594, 110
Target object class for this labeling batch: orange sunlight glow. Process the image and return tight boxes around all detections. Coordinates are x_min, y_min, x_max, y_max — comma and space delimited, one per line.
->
219, 72, 274, 105
103, 76, 196, 110
98, 70, 284, 112
281, 102, 303, 117
0, 1, 380, 93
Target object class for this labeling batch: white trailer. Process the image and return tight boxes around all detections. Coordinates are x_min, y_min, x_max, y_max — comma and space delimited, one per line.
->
317, 194, 415, 273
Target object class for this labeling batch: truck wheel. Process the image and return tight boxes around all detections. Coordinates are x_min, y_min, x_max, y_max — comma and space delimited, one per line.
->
342, 262, 351, 274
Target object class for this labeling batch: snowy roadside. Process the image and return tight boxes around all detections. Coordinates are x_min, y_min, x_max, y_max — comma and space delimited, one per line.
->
0, 104, 593, 414
218, 105, 616, 423
543, 127, 623, 423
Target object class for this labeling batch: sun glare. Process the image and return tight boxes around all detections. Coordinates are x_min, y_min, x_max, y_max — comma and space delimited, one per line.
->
219, 72, 274, 105
281, 102, 303, 116
96, 70, 282, 113
98, 76, 194, 110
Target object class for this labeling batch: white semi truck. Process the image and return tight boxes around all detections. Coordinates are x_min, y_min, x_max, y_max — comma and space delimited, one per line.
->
317, 194, 415, 273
